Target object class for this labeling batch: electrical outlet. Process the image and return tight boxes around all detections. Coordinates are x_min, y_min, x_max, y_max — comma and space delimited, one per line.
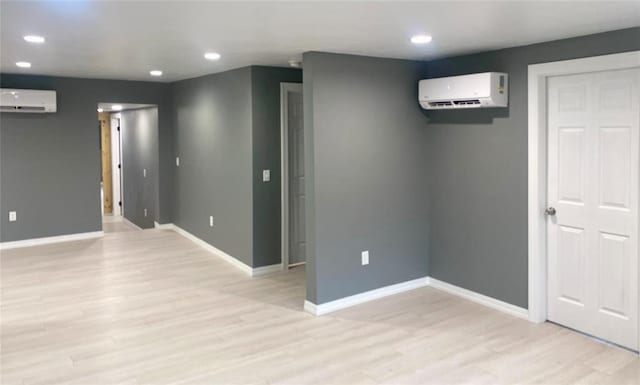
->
209, 216, 214, 227
262, 169, 270, 182
144, 208, 148, 217
176, 157, 180, 166
8, 211, 17, 222
361, 250, 369, 266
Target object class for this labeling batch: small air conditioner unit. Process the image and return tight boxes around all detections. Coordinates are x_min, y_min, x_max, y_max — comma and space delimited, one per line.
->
0, 88, 57, 113
419, 72, 508, 109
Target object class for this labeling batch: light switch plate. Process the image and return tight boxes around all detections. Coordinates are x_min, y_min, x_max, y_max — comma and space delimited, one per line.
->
176, 157, 180, 166
262, 169, 270, 182
361, 250, 369, 265
144, 208, 148, 217
8, 211, 16, 222
209, 216, 214, 227
143, 169, 147, 178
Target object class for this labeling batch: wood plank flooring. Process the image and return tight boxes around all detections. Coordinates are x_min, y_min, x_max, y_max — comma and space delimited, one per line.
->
1, 228, 638, 385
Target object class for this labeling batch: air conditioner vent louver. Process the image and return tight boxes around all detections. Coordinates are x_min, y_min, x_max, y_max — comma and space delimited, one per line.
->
419, 72, 508, 110
0, 89, 56, 113
0, 105, 47, 112
453, 99, 481, 106
428, 101, 453, 107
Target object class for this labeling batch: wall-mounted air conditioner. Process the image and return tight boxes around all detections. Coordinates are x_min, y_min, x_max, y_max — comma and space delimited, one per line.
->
0, 89, 57, 113
419, 72, 508, 109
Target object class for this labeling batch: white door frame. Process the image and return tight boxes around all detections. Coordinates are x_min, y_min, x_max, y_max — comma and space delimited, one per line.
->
527, 51, 640, 346
110, 115, 123, 216
280, 82, 303, 270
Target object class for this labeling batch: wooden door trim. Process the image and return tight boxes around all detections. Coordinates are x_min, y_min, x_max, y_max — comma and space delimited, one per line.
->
99, 112, 113, 214
527, 50, 640, 348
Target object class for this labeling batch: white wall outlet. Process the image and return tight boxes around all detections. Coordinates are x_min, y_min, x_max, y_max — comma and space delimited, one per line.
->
143, 168, 147, 178
262, 169, 270, 182
361, 250, 369, 266
144, 208, 148, 217
8, 211, 17, 222
176, 157, 180, 166
209, 215, 214, 227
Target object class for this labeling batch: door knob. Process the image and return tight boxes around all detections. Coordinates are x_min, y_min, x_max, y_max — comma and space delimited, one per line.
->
545, 207, 556, 216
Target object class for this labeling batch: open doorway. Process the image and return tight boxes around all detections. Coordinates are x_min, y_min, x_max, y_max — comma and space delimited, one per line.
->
280, 83, 305, 269
97, 103, 158, 232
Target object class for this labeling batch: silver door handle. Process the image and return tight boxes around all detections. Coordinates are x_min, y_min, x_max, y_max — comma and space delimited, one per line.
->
545, 207, 556, 216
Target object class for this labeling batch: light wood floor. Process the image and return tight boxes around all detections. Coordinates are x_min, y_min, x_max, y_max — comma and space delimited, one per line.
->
1, 228, 638, 385
102, 216, 139, 234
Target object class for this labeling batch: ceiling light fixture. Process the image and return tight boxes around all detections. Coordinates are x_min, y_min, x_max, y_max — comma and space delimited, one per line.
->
24, 35, 45, 44
97, 108, 104, 113
16, 61, 31, 68
410, 35, 432, 44
204, 52, 221, 61
111, 105, 123, 111
149, 70, 163, 76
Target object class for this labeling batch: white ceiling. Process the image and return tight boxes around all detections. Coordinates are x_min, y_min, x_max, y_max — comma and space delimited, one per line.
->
1, 1, 638, 82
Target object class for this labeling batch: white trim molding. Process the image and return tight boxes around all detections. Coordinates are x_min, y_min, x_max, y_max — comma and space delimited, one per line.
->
0, 231, 104, 250
304, 276, 527, 318
252, 263, 284, 276
153, 221, 174, 230
155, 223, 282, 277
122, 217, 143, 231
304, 277, 430, 316
527, 51, 640, 324
428, 277, 528, 319
280, 82, 303, 270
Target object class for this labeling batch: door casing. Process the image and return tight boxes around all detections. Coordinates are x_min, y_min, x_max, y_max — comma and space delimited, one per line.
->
527, 51, 640, 350
281, 82, 304, 269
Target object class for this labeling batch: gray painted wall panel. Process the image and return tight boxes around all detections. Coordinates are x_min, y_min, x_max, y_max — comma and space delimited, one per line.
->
425, 27, 640, 308
302, 57, 318, 302
0, 74, 172, 242
120, 107, 159, 229
303, 52, 430, 304
251, 66, 302, 268
172, 67, 254, 266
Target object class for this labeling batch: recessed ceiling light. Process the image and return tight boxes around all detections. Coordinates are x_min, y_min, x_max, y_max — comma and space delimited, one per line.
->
97, 108, 104, 113
204, 52, 221, 61
410, 35, 432, 44
149, 70, 163, 77
16, 61, 31, 68
24, 35, 45, 44
111, 105, 123, 111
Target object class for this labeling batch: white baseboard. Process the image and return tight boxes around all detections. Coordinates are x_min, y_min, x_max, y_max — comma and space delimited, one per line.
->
304, 277, 430, 316
157, 223, 282, 277
0, 231, 104, 250
427, 277, 529, 319
154, 221, 174, 230
123, 217, 143, 230
252, 263, 284, 276
304, 300, 318, 315
304, 276, 528, 319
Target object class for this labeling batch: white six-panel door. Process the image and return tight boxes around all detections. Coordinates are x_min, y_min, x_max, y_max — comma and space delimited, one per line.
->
547, 68, 640, 350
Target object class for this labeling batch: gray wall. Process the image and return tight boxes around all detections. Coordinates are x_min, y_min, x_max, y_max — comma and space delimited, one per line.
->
251, 66, 302, 267
303, 52, 430, 304
172, 67, 254, 266
172, 65, 302, 268
119, 107, 159, 229
424, 27, 640, 308
0, 74, 172, 242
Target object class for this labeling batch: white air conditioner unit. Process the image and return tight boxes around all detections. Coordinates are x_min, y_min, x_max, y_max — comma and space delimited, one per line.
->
419, 72, 508, 109
0, 88, 57, 113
